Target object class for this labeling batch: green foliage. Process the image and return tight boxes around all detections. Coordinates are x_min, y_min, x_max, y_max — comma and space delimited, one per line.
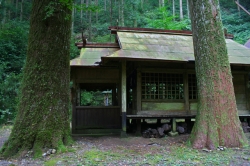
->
143, 153, 164, 165
0, 21, 29, 124
44, 159, 60, 166
92, 34, 115, 43
167, 146, 233, 165
82, 149, 123, 165
70, 35, 79, 60
221, 10, 250, 44
80, 89, 111, 106
74, 3, 100, 13
145, 7, 191, 30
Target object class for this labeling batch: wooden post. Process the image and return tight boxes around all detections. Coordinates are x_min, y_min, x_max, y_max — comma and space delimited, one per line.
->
137, 70, 142, 112
185, 118, 192, 133
121, 61, 127, 137
172, 118, 177, 132
135, 70, 142, 135
135, 119, 142, 136
71, 82, 77, 134
168, 118, 178, 136
184, 71, 189, 114
112, 85, 116, 106
245, 74, 249, 110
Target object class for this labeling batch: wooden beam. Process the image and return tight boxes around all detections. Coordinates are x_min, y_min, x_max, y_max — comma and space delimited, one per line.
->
235, 1, 250, 16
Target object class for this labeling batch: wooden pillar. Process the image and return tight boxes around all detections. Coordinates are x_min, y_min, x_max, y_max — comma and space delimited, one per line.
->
137, 70, 141, 112
169, 118, 178, 136
135, 119, 141, 136
135, 70, 142, 135
185, 118, 192, 133
121, 61, 127, 137
172, 118, 177, 132
245, 73, 249, 110
112, 85, 116, 106
71, 81, 77, 134
184, 68, 189, 114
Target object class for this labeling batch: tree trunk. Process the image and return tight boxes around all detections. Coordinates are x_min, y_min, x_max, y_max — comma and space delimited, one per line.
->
121, 0, 124, 26
7, 0, 11, 21
72, 3, 74, 34
80, 0, 84, 25
89, 8, 92, 41
188, 0, 247, 150
110, 0, 112, 26
96, 0, 98, 24
186, 0, 189, 18
237, 0, 241, 17
118, 0, 120, 24
133, 3, 137, 27
104, 0, 106, 11
20, 0, 23, 21
172, 0, 175, 20
1, 0, 7, 26
159, 0, 165, 7
86, 0, 88, 19
15, 0, 18, 18
179, 0, 183, 20
0, 0, 72, 158
133, 19, 137, 27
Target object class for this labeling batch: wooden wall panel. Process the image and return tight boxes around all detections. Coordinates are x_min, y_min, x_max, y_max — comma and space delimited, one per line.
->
137, 110, 187, 115
74, 68, 119, 81
235, 94, 247, 104
75, 107, 121, 129
237, 104, 247, 110
190, 102, 198, 111
233, 74, 245, 84
190, 102, 197, 115
233, 74, 247, 110
238, 110, 250, 115
142, 102, 185, 111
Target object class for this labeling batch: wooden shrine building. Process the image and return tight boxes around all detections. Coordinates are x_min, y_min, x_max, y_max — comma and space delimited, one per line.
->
70, 27, 250, 135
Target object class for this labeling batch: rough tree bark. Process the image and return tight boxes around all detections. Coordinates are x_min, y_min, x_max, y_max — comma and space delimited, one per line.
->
188, 0, 247, 149
0, 0, 72, 157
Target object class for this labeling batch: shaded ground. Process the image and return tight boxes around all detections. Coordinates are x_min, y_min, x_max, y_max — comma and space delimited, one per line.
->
0, 125, 250, 166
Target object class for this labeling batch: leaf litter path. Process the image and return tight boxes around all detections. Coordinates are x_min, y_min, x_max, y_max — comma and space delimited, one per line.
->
0, 126, 250, 166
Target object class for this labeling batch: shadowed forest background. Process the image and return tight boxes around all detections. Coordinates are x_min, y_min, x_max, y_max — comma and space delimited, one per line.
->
0, 0, 250, 125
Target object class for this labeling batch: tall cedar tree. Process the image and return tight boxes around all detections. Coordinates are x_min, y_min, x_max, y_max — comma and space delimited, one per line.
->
1, 0, 72, 157
188, 0, 248, 149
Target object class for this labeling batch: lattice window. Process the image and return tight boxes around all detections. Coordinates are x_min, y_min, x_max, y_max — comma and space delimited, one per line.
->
141, 73, 184, 100
188, 74, 197, 99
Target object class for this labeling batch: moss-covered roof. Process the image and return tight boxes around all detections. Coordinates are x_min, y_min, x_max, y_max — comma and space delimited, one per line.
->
103, 32, 250, 65
71, 31, 250, 66
70, 48, 119, 66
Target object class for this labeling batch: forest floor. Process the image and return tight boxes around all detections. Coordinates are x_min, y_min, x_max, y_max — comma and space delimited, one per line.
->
0, 125, 250, 166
